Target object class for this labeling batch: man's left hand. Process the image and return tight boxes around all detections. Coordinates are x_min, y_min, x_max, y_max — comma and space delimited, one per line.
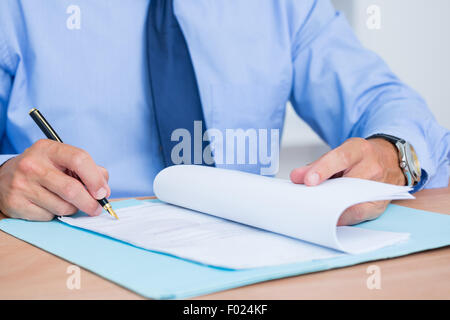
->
290, 137, 406, 226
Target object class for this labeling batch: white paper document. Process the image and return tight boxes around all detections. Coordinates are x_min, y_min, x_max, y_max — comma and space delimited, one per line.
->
60, 165, 413, 269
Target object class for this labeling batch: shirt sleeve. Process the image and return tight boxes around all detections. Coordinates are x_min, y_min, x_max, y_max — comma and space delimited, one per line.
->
289, 0, 450, 191
0, 29, 17, 166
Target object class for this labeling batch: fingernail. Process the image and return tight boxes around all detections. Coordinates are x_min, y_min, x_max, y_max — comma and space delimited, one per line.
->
94, 205, 103, 216
307, 172, 320, 186
96, 187, 107, 200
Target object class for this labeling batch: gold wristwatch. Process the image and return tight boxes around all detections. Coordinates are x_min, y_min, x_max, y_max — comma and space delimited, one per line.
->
368, 134, 421, 187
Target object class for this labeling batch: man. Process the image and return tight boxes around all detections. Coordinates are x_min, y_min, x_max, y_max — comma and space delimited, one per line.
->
0, 0, 448, 224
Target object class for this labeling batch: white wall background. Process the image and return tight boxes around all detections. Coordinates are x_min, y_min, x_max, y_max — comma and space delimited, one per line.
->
278, 0, 450, 177
352, 0, 450, 129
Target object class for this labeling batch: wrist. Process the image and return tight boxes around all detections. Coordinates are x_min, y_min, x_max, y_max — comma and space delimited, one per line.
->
367, 138, 406, 186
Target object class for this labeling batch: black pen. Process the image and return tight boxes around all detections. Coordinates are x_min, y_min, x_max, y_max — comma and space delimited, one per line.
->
28, 108, 119, 220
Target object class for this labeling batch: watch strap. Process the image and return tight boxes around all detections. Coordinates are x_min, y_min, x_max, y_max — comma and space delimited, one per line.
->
367, 134, 419, 187
367, 133, 405, 145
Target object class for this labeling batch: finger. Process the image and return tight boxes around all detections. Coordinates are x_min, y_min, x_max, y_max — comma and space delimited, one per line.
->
97, 166, 111, 197
304, 139, 366, 186
38, 168, 103, 216
290, 164, 312, 184
98, 166, 109, 182
291, 165, 344, 184
27, 184, 78, 216
0, 192, 54, 221
20, 200, 55, 222
342, 160, 384, 182
47, 143, 110, 200
337, 200, 389, 226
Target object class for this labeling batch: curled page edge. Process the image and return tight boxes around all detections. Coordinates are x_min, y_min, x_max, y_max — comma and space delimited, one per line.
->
154, 165, 412, 254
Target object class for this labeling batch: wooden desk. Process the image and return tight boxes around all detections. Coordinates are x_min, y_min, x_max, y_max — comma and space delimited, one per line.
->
0, 186, 449, 300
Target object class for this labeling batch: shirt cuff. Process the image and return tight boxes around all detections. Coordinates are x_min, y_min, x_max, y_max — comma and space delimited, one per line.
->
411, 169, 428, 193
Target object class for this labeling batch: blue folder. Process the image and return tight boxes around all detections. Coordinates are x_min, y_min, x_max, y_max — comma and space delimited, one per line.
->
0, 199, 449, 299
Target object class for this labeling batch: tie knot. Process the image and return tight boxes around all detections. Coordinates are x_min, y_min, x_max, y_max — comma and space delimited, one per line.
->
149, 0, 179, 32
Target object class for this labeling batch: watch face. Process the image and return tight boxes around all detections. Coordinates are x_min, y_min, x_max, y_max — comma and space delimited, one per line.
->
404, 142, 421, 182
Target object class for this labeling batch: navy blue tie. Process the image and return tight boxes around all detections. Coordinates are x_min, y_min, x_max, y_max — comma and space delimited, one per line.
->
147, 0, 211, 167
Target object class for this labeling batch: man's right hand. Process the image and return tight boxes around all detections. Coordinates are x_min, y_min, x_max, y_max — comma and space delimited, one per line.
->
0, 139, 110, 221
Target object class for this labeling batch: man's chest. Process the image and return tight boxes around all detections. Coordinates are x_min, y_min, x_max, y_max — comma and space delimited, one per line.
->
9, 0, 295, 127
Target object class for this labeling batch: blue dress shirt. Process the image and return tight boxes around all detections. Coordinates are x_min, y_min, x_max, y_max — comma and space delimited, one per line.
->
0, 0, 449, 198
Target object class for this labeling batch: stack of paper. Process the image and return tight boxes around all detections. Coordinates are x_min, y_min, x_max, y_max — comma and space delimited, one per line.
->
60, 165, 413, 269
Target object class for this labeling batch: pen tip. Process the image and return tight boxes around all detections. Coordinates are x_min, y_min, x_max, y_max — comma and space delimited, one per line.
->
106, 207, 119, 220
